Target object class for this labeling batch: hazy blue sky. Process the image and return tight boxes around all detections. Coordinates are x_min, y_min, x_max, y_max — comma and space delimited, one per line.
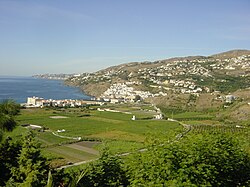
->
0, 0, 250, 76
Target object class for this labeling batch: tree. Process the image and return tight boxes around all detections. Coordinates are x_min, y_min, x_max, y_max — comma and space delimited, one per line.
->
0, 100, 21, 185
0, 137, 22, 186
78, 148, 129, 187
0, 100, 20, 141
0, 99, 20, 116
0, 130, 3, 142
134, 95, 142, 102
7, 132, 50, 187
0, 101, 51, 186
0, 113, 17, 132
127, 132, 250, 186
47, 169, 72, 187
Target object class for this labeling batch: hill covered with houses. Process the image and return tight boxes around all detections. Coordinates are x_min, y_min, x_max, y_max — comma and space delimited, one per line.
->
63, 50, 250, 125
65, 50, 250, 98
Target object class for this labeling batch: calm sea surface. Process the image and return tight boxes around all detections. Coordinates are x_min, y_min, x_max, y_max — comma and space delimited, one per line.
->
0, 76, 91, 103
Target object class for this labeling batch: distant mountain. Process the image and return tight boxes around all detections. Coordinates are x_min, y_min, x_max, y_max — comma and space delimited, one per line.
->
33, 73, 79, 80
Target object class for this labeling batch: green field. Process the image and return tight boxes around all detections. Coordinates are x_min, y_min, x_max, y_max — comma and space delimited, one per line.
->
14, 106, 181, 167
17, 109, 179, 140
168, 111, 214, 121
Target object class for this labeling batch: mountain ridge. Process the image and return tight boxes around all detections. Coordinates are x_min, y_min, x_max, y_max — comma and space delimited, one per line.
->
65, 49, 250, 99
211, 49, 250, 59
96, 49, 250, 74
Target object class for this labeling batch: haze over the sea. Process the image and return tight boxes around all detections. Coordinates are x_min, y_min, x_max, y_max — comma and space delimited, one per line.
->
0, 0, 250, 76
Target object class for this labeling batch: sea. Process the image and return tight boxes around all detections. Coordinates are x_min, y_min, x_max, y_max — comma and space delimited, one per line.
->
0, 76, 91, 103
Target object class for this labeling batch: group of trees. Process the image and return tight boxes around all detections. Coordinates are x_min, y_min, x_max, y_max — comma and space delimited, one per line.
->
71, 132, 250, 187
126, 133, 250, 186
0, 100, 250, 186
0, 133, 50, 186
0, 100, 50, 186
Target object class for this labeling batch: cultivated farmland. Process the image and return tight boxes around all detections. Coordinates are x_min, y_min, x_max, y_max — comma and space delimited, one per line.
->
15, 105, 181, 167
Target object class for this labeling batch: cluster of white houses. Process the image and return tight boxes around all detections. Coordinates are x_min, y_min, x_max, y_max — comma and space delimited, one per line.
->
101, 83, 153, 102
100, 83, 170, 103
26, 96, 103, 107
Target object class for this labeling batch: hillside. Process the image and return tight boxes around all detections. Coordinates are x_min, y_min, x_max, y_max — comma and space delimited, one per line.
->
65, 49, 250, 97
211, 49, 250, 59
33, 73, 77, 80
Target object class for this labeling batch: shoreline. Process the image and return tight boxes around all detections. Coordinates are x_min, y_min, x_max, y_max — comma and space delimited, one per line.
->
0, 77, 92, 104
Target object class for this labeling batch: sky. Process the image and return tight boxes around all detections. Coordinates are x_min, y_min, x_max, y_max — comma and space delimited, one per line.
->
0, 0, 250, 76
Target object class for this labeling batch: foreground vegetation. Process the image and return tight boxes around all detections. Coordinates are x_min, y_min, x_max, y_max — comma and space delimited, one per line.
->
2, 129, 249, 186
1, 101, 250, 186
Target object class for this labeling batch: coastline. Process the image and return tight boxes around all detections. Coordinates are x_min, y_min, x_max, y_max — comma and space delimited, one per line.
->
0, 77, 92, 103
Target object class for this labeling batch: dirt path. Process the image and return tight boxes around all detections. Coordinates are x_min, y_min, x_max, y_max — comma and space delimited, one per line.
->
51, 131, 81, 140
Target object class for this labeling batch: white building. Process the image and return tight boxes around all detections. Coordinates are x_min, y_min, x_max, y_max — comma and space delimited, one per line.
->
27, 96, 43, 106
155, 113, 163, 120
225, 95, 235, 103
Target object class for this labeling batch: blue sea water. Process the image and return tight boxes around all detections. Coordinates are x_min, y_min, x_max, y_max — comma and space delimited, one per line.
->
0, 76, 91, 103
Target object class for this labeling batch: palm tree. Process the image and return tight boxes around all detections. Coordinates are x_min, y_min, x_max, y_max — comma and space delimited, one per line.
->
0, 100, 20, 141
0, 113, 16, 132
0, 100, 20, 116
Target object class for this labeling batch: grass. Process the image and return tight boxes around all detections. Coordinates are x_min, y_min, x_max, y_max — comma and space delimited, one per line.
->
183, 120, 222, 126
3, 125, 29, 140
11, 104, 250, 170
88, 130, 145, 142
169, 111, 214, 121
13, 106, 181, 167
95, 140, 144, 155
17, 109, 180, 141
35, 131, 75, 146
46, 145, 97, 162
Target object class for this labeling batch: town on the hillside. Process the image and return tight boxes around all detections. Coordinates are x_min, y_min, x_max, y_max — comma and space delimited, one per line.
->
32, 51, 250, 106
66, 53, 250, 99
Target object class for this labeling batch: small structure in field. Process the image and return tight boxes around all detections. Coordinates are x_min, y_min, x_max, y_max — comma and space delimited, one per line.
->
50, 116, 69, 119
57, 129, 66, 133
131, 115, 136, 120
21, 124, 43, 130
155, 113, 163, 120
